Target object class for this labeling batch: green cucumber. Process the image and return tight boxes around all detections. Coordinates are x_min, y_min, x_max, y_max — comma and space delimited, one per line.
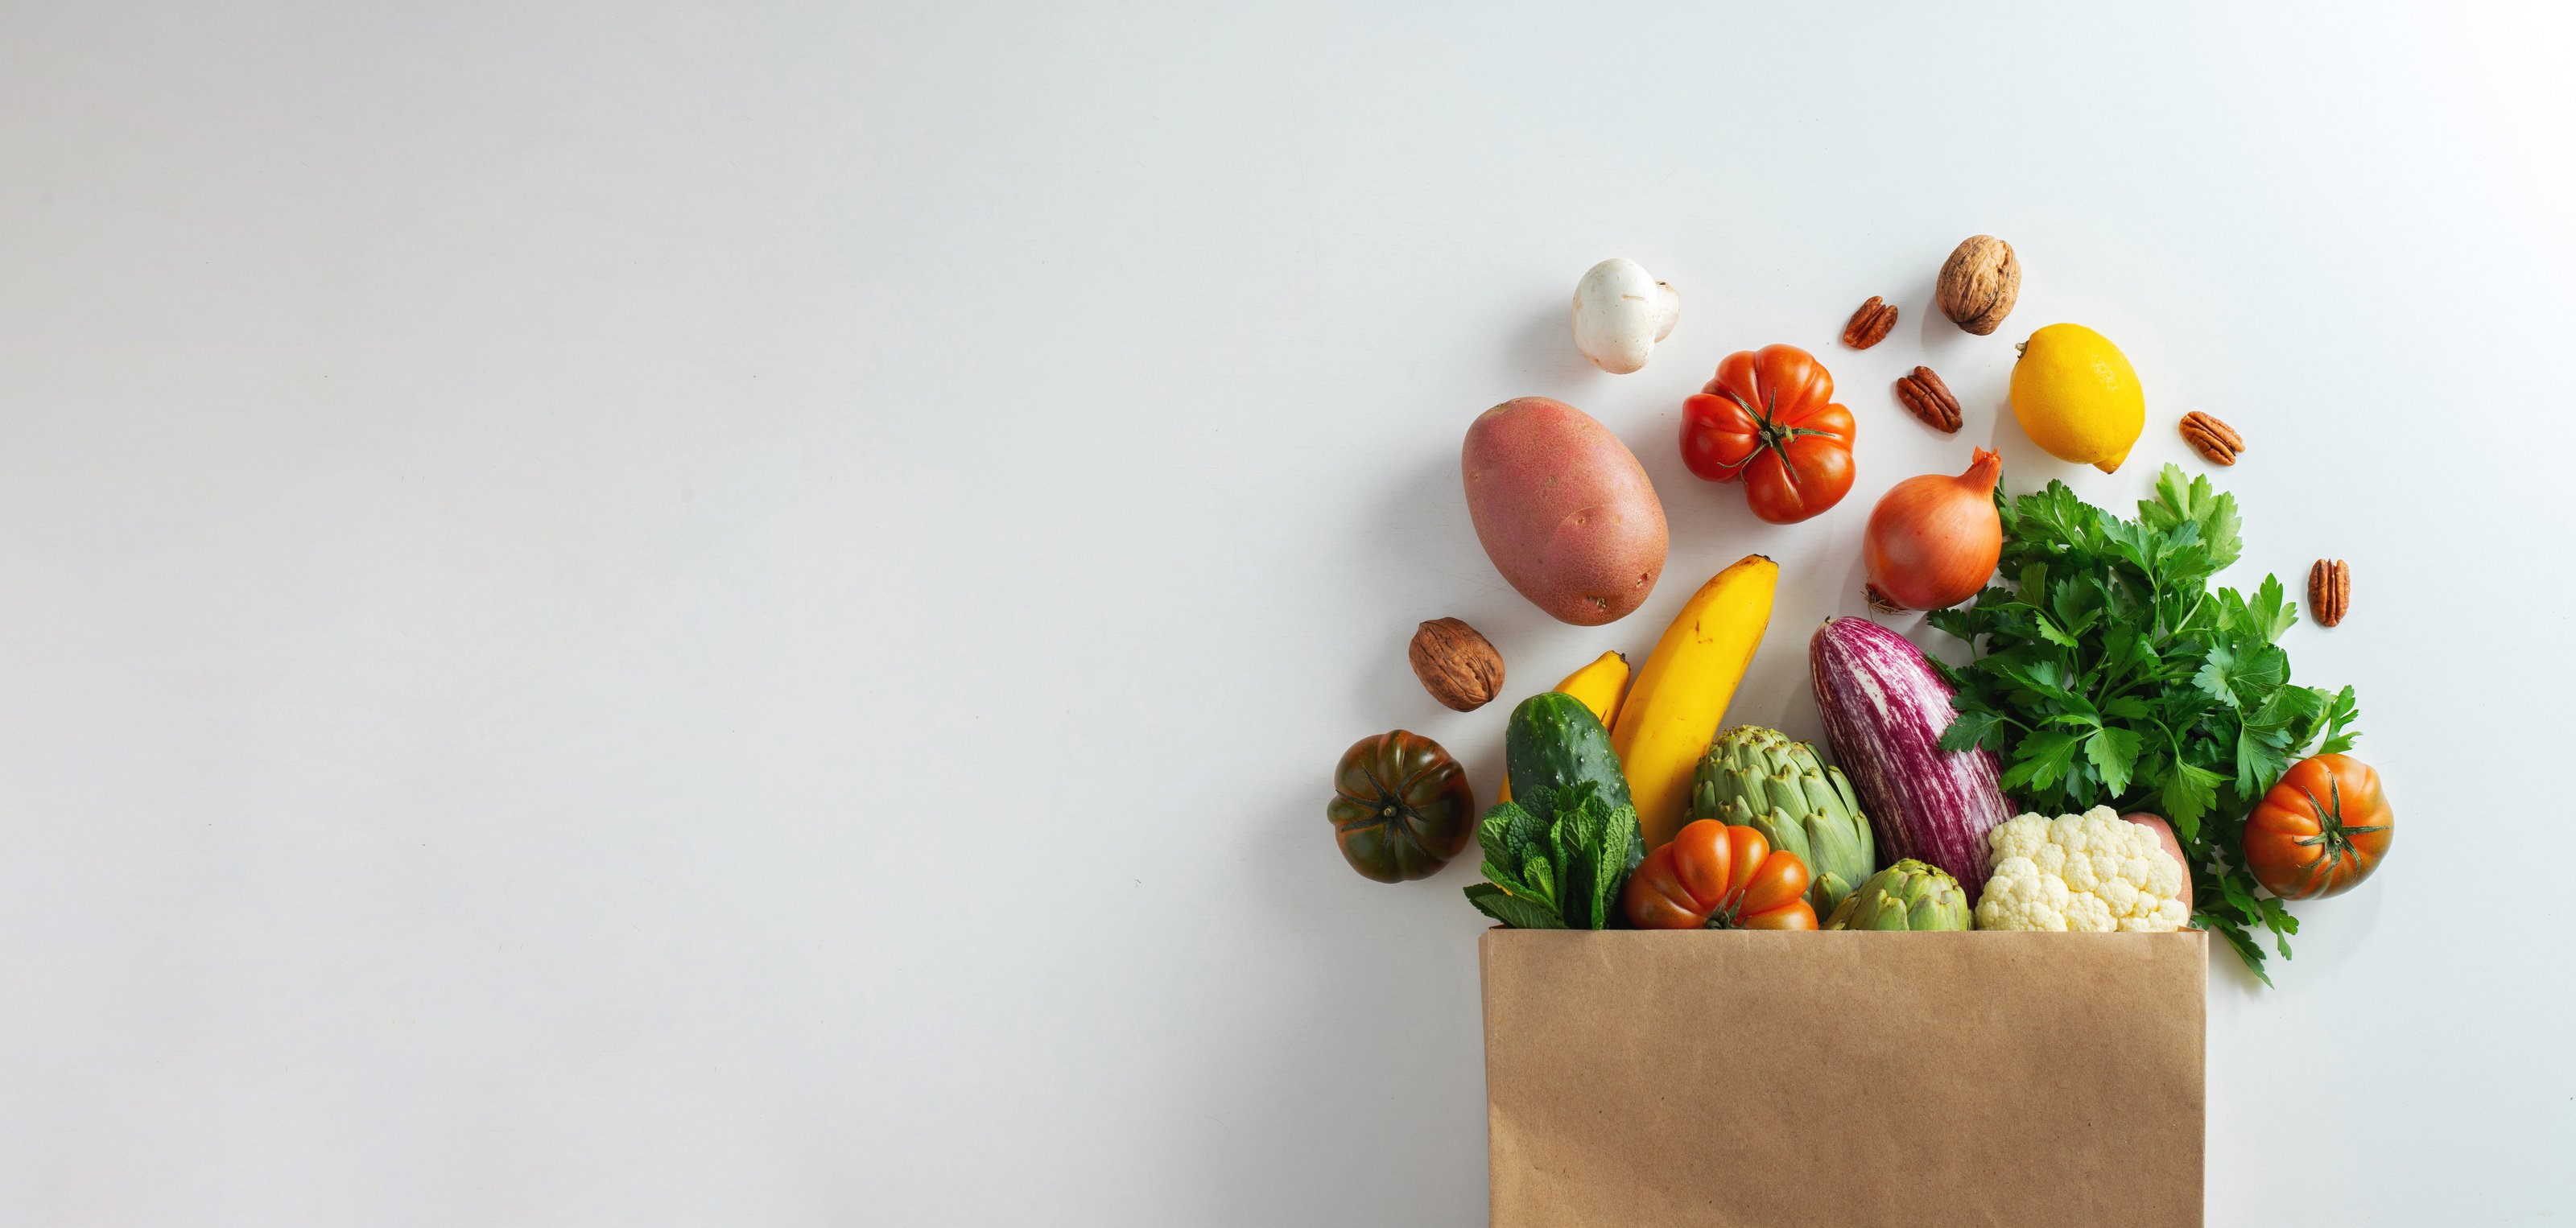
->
1505, 692, 1631, 818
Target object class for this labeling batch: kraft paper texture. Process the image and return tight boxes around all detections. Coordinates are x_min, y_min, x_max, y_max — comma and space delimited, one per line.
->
1481, 929, 2206, 1227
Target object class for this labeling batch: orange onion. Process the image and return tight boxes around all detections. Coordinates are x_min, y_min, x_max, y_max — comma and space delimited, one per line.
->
1862, 448, 2003, 611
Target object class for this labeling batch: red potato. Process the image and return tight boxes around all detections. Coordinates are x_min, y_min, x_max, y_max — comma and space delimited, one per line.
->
2124, 812, 2190, 909
1461, 398, 1669, 625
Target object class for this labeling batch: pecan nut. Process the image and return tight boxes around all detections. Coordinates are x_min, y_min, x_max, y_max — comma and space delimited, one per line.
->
2178, 411, 2245, 465
2308, 559, 2351, 628
1893, 365, 1962, 432
1409, 617, 1504, 711
1842, 295, 1898, 349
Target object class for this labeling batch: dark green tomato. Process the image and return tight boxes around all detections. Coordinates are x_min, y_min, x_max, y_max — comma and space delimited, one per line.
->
1327, 730, 1476, 883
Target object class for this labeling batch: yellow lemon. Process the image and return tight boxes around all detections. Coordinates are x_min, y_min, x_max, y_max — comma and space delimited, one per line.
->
2008, 323, 2145, 472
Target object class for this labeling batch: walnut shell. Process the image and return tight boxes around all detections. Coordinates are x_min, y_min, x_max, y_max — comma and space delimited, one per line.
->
1936, 235, 2020, 336
1408, 617, 1503, 711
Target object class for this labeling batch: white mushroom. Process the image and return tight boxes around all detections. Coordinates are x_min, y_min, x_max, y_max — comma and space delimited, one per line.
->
1570, 258, 1681, 374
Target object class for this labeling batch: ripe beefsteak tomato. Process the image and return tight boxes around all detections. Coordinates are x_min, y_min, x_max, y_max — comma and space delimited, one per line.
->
2243, 753, 2392, 900
1680, 344, 1857, 524
1621, 820, 1817, 930
1327, 730, 1476, 883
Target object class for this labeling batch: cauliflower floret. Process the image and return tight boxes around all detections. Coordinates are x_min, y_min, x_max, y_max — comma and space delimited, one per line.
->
1976, 854, 2073, 929
1973, 807, 2190, 933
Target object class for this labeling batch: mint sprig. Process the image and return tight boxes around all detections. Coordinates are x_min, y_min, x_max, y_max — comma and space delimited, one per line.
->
1463, 782, 1641, 930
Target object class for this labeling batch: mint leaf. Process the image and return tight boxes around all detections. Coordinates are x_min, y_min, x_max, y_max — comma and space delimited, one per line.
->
1478, 801, 1546, 870
1468, 783, 1644, 930
1546, 808, 1576, 909
1591, 806, 1638, 929
1466, 792, 1576, 929
1517, 785, 1561, 827
1550, 803, 1593, 929
1465, 883, 1567, 929
1518, 853, 1558, 912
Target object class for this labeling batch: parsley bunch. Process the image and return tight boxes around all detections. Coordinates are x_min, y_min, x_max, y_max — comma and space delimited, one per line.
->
1927, 465, 2359, 983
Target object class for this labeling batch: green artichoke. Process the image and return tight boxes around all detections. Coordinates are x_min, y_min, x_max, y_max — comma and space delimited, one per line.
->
1691, 726, 1875, 916
1823, 859, 1971, 931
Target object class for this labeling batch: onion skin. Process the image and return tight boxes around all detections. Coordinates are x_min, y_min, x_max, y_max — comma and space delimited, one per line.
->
1862, 448, 2004, 611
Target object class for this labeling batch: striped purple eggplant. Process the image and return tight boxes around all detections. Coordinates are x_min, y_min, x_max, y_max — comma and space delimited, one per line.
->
1809, 617, 2014, 907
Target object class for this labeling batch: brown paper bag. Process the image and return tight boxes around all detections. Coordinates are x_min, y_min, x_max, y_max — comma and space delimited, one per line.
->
1481, 929, 2205, 1227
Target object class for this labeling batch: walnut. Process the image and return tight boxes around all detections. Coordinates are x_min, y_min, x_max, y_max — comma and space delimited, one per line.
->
1409, 617, 1504, 711
1936, 236, 2020, 336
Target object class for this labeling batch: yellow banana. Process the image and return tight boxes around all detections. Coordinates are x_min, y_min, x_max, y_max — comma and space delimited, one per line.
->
1610, 555, 1777, 849
1499, 650, 1631, 804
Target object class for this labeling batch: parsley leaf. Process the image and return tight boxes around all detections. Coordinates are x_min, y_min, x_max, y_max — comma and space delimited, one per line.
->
2314, 686, 2363, 755
1931, 464, 2363, 985
2142, 466, 2242, 572
1938, 707, 2006, 755
2000, 729, 2086, 793
2157, 760, 2227, 840
2086, 726, 2143, 797
2234, 723, 2290, 798
2193, 644, 2252, 709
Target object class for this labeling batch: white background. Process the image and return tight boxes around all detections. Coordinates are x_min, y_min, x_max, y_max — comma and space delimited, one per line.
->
3, 2, 2571, 1223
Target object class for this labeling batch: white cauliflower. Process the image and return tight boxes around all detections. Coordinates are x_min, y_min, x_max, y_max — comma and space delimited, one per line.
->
1974, 807, 2190, 933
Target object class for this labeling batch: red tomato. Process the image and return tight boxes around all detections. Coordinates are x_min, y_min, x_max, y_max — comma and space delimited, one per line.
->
2243, 754, 2393, 900
1621, 820, 1818, 930
1679, 344, 1858, 524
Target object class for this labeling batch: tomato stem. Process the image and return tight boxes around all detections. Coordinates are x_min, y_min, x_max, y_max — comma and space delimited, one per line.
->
2291, 776, 2386, 888
1721, 387, 1833, 476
